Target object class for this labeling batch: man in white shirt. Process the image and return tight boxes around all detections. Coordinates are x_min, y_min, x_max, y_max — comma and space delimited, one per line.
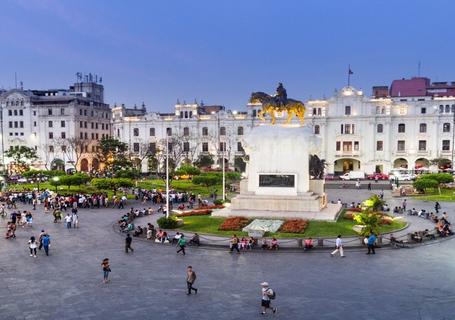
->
330, 235, 345, 257
64, 213, 72, 229
260, 282, 277, 315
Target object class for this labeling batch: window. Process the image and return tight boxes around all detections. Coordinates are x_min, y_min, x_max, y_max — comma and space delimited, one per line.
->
342, 124, 354, 134
80, 121, 83, 128
419, 123, 427, 133
183, 142, 190, 152
440, 105, 444, 113
398, 123, 405, 133
79, 109, 83, 116
133, 143, 139, 152
421, 107, 426, 114
61, 132, 66, 139
167, 142, 173, 152
84, 132, 88, 139
314, 125, 320, 135
117, 129, 120, 137
84, 110, 87, 116
354, 141, 359, 151
80, 132, 84, 139
202, 127, 208, 136
376, 141, 383, 151
19, 110, 23, 116
220, 127, 226, 135
133, 128, 139, 136
91, 133, 95, 139
48, 121, 53, 128
183, 127, 190, 136
148, 143, 156, 154
237, 142, 244, 152
49, 132, 54, 139
166, 128, 172, 136
91, 123, 94, 129
49, 146, 54, 152
336, 141, 341, 151
443, 123, 451, 132
418, 140, 427, 151
19, 121, 23, 128
96, 123, 99, 130
452, 105, 455, 113
377, 124, 383, 133
345, 106, 351, 115
342, 141, 352, 151
60, 108, 65, 115
252, 109, 257, 117
14, 110, 17, 116
312, 108, 317, 115
202, 142, 209, 152
149, 128, 155, 136
219, 142, 226, 151
33, 110, 36, 116
237, 126, 244, 135
61, 146, 66, 152
189, 111, 193, 118
48, 109, 52, 115
84, 122, 87, 128
446, 105, 450, 113
397, 140, 405, 151
33, 121, 36, 127
61, 121, 65, 128
442, 140, 451, 151
8, 110, 12, 116
8, 121, 12, 128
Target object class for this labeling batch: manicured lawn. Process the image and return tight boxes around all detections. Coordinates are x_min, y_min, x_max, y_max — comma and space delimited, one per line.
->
178, 214, 407, 238
414, 188, 455, 202
137, 179, 226, 197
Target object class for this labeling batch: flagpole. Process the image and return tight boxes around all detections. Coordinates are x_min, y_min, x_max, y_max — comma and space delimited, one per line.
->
348, 65, 351, 87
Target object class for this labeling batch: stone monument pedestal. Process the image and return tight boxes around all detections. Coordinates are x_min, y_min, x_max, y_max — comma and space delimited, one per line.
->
213, 124, 341, 221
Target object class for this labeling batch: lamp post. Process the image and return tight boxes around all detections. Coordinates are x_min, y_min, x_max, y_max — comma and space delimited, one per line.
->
212, 111, 226, 202
165, 130, 170, 219
52, 176, 60, 193
452, 107, 455, 170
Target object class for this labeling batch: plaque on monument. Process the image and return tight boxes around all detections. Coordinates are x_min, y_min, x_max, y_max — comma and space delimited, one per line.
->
259, 174, 295, 188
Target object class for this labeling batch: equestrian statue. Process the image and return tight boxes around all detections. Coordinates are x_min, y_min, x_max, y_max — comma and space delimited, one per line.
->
249, 83, 306, 125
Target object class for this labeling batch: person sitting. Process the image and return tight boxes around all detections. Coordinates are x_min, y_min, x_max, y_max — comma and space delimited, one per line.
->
177, 203, 185, 210
189, 233, 200, 246
261, 239, 269, 250
155, 229, 164, 243
146, 227, 153, 240
162, 231, 170, 243
304, 238, 314, 251
248, 237, 256, 249
269, 238, 279, 250
411, 232, 422, 243
423, 229, 436, 240
133, 226, 143, 237
382, 204, 390, 212
411, 208, 418, 216
172, 232, 182, 245
127, 222, 134, 232
393, 207, 399, 215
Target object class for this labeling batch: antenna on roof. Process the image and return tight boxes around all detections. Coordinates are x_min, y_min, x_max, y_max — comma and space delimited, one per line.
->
418, 61, 421, 77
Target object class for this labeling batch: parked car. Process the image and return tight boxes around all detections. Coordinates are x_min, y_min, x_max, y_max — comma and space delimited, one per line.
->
340, 171, 365, 181
367, 173, 389, 180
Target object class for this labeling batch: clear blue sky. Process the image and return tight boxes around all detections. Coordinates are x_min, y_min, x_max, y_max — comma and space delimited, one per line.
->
1, 0, 454, 111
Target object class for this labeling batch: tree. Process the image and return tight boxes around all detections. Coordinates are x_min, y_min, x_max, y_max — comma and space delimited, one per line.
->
413, 178, 438, 193
97, 138, 131, 172
175, 165, 201, 177
59, 137, 87, 172
353, 211, 382, 237
193, 154, 214, 168
362, 195, 385, 212
413, 173, 453, 194
116, 169, 140, 179
5, 146, 38, 173
91, 178, 134, 194
192, 173, 222, 187
59, 173, 91, 189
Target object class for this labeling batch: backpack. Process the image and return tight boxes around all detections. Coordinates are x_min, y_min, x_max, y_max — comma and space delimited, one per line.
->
268, 288, 276, 300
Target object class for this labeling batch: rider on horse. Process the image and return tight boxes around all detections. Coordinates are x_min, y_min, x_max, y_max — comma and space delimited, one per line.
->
275, 82, 287, 108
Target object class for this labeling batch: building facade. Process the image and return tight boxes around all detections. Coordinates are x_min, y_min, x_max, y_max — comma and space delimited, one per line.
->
0, 77, 111, 172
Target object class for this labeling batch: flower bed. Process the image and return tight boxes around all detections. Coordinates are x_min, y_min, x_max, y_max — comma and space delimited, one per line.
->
218, 217, 250, 231
279, 219, 309, 233
177, 209, 212, 217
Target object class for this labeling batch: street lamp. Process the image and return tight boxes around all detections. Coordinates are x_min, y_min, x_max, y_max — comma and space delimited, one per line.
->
165, 129, 170, 219
212, 111, 226, 202
52, 176, 60, 193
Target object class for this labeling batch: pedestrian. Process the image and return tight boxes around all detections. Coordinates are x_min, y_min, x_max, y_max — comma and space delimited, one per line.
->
72, 212, 79, 228
42, 234, 50, 256
330, 235, 345, 258
186, 265, 198, 295
38, 230, 45, 250
101, 258, 111, 283
230, 234, 240, 253
28, 236, 38, 258
125, 233, 134, 253
355, 180, 360, 189
64, 213, 72, 229
402, 199, 407, 212
367, 182, 371, 191
366, 233, 376, 255
435, 201, 441, 214
177, 235, 187, 255
260, 282, 277, 315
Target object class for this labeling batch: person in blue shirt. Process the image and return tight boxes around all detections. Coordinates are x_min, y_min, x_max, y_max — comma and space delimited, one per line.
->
366, 233, 376, 255
42, 234, 51, 256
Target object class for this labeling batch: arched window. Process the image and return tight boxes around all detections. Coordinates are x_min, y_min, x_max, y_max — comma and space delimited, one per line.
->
443, 123, 451, 133
133, 128, 139, 136
202, 127, 208, 136
398, 123, 405, 133
439, 105, 444, 113
377, 124, 383, 133
237, 126, 244, 135
419, 123, 427, 133
220, 127, 226, 135
166, 127, 172, 136
314, 125, 320, 135
183, 127, 190, 136
446, 105, 451, 113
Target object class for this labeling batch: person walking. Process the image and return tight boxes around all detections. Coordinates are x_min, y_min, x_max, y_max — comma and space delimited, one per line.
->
330, 235, 345, 258
367, 182, 371, 191
260, 282, 277, 315
42, 234, 50, 256
125, 233, 134, 253
72, 211, 79, 229
435, 201, 441, 214
366, 233, 377, 255
186, 266, 198, 295
64, 213, 72, 229
101, 258, 111, 283
28, 236, 38, 258
38, 230, 46, 251
402, 199, 407, 212
230, 234, 240, 254
177, 235, 187, 255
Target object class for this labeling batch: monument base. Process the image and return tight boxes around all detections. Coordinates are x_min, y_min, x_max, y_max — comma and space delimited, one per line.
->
212, 203, 342, 221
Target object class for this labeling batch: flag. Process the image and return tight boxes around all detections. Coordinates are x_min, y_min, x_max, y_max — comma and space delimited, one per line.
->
348, 67, 354, 75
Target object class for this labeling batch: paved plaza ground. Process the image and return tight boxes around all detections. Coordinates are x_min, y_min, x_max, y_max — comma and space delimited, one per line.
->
1, 189, 455, 320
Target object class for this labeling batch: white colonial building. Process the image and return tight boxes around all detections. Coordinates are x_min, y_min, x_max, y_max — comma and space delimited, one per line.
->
0, 76, 112, 172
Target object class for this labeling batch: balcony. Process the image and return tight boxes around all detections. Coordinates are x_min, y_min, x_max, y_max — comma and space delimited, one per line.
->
335, 150, 361, 157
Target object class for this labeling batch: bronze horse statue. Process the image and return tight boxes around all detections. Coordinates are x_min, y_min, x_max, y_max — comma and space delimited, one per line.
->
249, 92, 306, 125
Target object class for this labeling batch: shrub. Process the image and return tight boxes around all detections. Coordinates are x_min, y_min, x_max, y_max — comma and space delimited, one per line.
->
218, 217, 250, 231
214, 199, 225, 205
157, 216, 179, 229
175, 165, 201, 177
279, 219, 309, 233
178, 210, 212, 217
413, 178, 438, 193
115, 169, 140, 179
